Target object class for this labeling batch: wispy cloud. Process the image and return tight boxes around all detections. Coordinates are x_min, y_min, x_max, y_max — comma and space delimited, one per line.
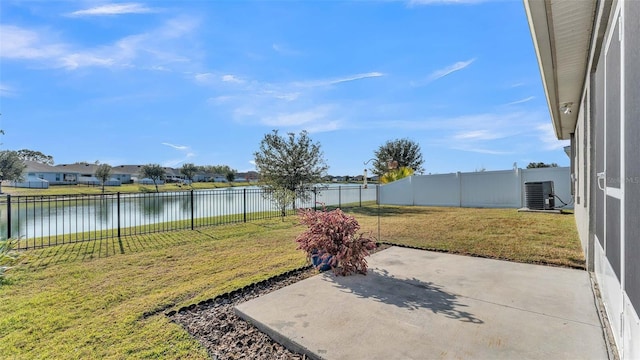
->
260, 105, 340, 133
504, 96, 535, 106
162, 142, 188, 150
295, 72, 384, 88
1, 17, 198, 70
0, 83, 16, 97
427, 58, 475, 82
272, 43, 302, 56
450, 146, 512, 155
67, 3, 156, 17
0, 25, 67, 60
196, 70, 383, 131
328, 72, 384, 85
536, 123, 569, 150
221, 74, 245, 84
453, 130, 505, 140
161, 142, 195, 167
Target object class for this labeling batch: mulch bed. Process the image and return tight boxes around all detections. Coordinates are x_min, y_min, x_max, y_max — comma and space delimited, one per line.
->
170, 244, 390, 359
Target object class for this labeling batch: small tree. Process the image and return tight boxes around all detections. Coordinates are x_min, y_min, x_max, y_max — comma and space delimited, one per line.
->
95, 164, 112, 193
226, 171, 235, 183
372, 138, 424, 176
180, 163, 198, 185
141, 164, 165, 192
0, 151, 27, 193
295, 208, 377, 276
254, 130, 328, 216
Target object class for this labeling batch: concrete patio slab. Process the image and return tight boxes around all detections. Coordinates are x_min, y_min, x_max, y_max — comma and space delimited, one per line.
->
235, 246, 608, 359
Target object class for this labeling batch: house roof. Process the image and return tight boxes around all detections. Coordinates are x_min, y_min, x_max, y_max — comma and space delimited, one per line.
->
55, 163, 100, 173
113, 165, 145, 175
25, 161, 77, 173
524, 0, 603, 140
56, 163, 135, 176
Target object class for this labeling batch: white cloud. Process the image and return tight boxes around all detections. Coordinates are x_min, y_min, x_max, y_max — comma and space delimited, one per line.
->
449, 146, 512, 155
161, 142, 195, 167
162, 142, 188, 151
294, 72, 384, 88
536, 123, 569, 150
222, 74, 245, 84
60, 53, 116, 69
67, 3, 155, 17
0, 25, 67, 60
194, 73, 215, 83
504, 96, 535, 106
261, 106, 333, 127
427, 58, 475, 81
1, 17, 198, 70
272, 43, 302, 56
329, 72, 384, 85
0, 83, 16, 97
453, 130, 504, 140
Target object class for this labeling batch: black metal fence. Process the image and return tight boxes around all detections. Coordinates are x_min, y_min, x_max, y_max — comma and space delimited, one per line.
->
1, 186, 377, 249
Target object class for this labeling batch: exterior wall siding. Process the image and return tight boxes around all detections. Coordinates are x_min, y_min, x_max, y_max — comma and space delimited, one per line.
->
578, 2, 640, 357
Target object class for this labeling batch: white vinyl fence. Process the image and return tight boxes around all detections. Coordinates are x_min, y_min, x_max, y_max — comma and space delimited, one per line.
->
379, 167, 572, 209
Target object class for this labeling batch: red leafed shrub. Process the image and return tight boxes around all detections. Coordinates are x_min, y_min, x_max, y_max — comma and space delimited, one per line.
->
295, 208, 377, 276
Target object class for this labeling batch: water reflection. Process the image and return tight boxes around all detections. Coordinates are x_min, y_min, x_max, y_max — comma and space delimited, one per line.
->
0, 186, 377, 241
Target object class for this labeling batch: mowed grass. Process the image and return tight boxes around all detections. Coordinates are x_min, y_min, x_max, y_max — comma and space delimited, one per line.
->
0, 219, 307, 359
0, 205, 584, 359
352, 206, 584, 269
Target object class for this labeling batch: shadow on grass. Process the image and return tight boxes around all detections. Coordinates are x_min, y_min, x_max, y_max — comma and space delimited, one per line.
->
324, 268, 483, 324
23, 232, 194, 269
336, 205, 439, 217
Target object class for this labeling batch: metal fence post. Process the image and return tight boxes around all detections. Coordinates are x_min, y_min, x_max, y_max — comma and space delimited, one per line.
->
191, 190, 195, 230
6, 195, 11, 239
117, 192, 121, 239
243, 188, 247, 223
314, 187, 317, 210
359, 185, 362, 207
339, 186, 342, 208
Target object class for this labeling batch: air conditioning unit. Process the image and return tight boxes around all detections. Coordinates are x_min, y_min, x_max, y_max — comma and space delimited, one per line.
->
524, 181, 555, 210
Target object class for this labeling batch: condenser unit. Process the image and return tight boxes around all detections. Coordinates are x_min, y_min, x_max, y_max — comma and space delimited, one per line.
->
524, 181, 555, 210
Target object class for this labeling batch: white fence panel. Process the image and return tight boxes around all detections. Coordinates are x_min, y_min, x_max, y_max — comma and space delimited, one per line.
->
379, 167, 572, 209
461, 170, 521, 208
378, 177, 413, 205
413, 173, 460, 206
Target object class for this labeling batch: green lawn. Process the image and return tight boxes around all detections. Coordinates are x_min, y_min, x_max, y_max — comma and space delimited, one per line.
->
0, 205, 584, 359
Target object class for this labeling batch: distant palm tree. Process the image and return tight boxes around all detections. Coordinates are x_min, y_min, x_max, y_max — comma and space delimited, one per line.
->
380, 166, 414, 184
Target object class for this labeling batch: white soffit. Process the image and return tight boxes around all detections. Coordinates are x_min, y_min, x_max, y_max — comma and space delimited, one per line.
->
524, 0, 597, 140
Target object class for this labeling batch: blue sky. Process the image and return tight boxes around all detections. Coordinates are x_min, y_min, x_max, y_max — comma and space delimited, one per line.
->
0, 0, 569, 176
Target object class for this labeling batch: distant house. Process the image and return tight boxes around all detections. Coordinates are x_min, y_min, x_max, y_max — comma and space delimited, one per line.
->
10, 161, 80, 188
55, 163, 125, 186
